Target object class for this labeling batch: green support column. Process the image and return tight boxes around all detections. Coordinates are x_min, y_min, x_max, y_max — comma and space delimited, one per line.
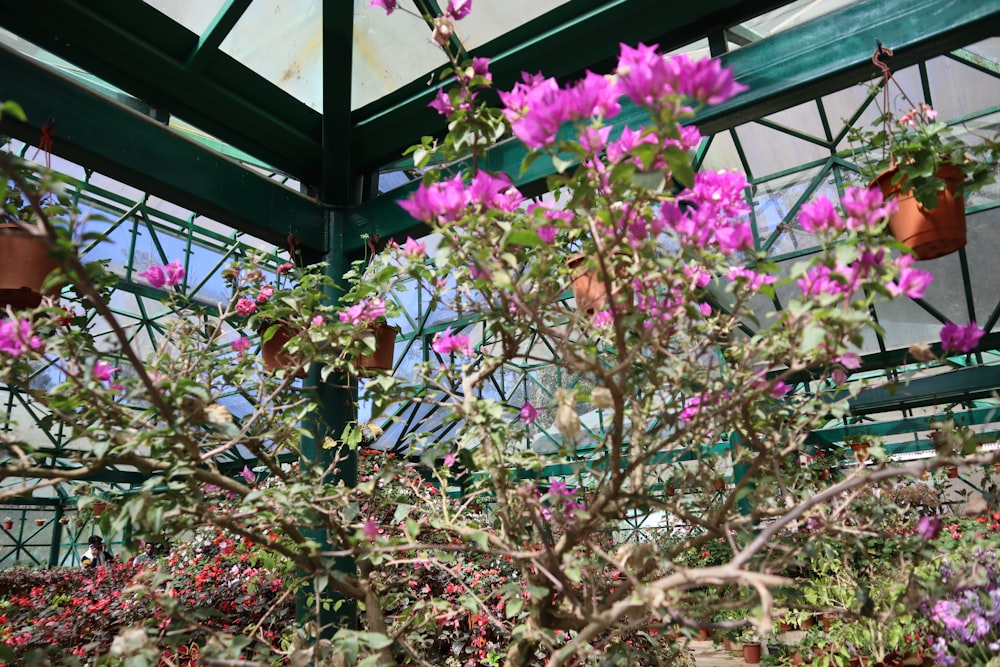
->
48, 504, 64, 567
294, 0, 359, 639
729, 432, 753, 518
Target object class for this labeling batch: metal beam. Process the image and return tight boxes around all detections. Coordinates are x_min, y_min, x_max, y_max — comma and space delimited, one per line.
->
347, 0, 1000, 249
0, 44, 327, 253
351, 0, 797, 169
0, 0, 322, 182
848, 365, 1000, 416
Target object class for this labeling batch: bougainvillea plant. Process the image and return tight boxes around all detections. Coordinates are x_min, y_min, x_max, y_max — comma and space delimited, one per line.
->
0, 2, 996, 666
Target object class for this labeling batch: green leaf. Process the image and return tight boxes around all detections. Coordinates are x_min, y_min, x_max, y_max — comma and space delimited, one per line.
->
505, 597, 524, 618
664, 145, 695, 188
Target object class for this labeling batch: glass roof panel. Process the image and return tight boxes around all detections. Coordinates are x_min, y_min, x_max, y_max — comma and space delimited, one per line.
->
143, 0, 226, 35
219, 0, 323, 111
450, 0, 571, 50
966, 208, 1000, 334
735, 121, 830, 180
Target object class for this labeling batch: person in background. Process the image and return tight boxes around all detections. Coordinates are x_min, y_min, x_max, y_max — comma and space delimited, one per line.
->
81, 535, 114, 568
132, 541, 156, 566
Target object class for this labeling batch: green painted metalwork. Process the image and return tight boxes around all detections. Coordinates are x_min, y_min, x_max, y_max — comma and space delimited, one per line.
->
187, 1, 254, 75
0, 45, 326, 252
0, 0, 322, 180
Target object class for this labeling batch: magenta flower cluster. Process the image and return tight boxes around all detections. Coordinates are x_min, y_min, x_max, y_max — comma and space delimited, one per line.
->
0, 317, 44, 357
339, 298, 388, 327
399, 172, 523, 225
138, 259, 185, 289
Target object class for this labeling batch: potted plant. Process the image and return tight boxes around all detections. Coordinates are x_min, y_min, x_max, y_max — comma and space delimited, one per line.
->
34, 518, 45, 527
2, 517, 12, 530
848, 45, 1000, 260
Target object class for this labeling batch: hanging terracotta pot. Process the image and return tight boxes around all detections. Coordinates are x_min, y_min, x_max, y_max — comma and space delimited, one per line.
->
259, 323, 308, 378
947, 466, 959, 479
91, 502, 107, 517
35, 519, 45, 526
849, 442, 870, 463
712, 477, 726, 491
743, 642, 762, 664
567, 253, 609, 314
2, 520, 13, 530
359, 321, 398, 372
0, 223, 60, 310
874, 164, 965, 260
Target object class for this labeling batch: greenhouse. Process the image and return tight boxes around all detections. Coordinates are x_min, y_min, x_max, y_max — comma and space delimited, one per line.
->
1, 0, 999, 664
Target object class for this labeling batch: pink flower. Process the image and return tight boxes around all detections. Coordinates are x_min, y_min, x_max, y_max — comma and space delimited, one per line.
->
338, 298, 387, 327
431, 327, 473, 356
0, 317, 44, 357
276, 262, 294, 275
398, 175, 468, 224
368, 0, 396, 15
519, 401, 538, 425
364, 518, 379, 541
537, 226, 557, 244
940, 322, 984, 353
311, 315, 324, 328
445, 0, 471, 20
401, 236, 427, 259
443, 452, 456, 467
139, 260, 185, 288
256, 285, 275, 303
428, 89, 454, 116
887, 255, 933, 299
93, 360, 120, 382
241, 465, 256, 484
593, 310, 613, 327
164, 259, 185, 286
798, 197, 843, 233
138, 264, 166, 288
232, 337, 251, 352
235, 298, 258, 317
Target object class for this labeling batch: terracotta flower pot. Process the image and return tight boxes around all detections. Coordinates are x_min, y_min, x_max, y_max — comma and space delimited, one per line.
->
874, 164, 966, 260
2, 520, 13, 530
698, 628, 712, 640
359, 321, 398, 372
92, 502, 107, 517
712, 477, 726, 491
35, 519, 45, 526
947, 466, 959, 479
0, 223, 60, 310
259, 323, 308, 378
850, 442, 869, 463
743, 642, 762, 664
567, 253, 610, 314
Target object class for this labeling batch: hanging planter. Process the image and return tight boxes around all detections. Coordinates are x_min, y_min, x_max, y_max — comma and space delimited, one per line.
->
259, 323, 308, 378
0, 223, 59, 310
2, 519, 13, 530
34, 518, 45, 527
851, 45, 1000, 261
849, 441, 870, 463
91, 501, 107, 518
567, 253, 609, 314
874, 164, 966, 260
359, 320, 398, 372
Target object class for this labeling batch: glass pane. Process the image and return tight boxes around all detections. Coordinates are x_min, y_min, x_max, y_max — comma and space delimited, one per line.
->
143, 0, 226, 34
219, 0, 323, 110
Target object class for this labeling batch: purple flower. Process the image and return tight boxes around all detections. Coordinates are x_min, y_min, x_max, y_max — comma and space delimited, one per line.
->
428, 89, 453, 116
163, 259, 185, 286
519, 401, 538, 425
398, 175, 468, 224
368, 0, 396, 15
0, 317, 44, 357
232, 336, 251, 353
241, 465, 256, 484
139, 260, 185, 288
917, 515, 942, 540
93, 361, 119, 382
798, 197, 844, 233
887, 255, 933, 298
840, 185, 896, 229
443, 452, 456, 467
445, 0, 472, 20
138, 264, 166, 288
431, 327, 473, 356
537, 226, 557, 244
311, 315, 324, 328
940, 322, 984, 353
